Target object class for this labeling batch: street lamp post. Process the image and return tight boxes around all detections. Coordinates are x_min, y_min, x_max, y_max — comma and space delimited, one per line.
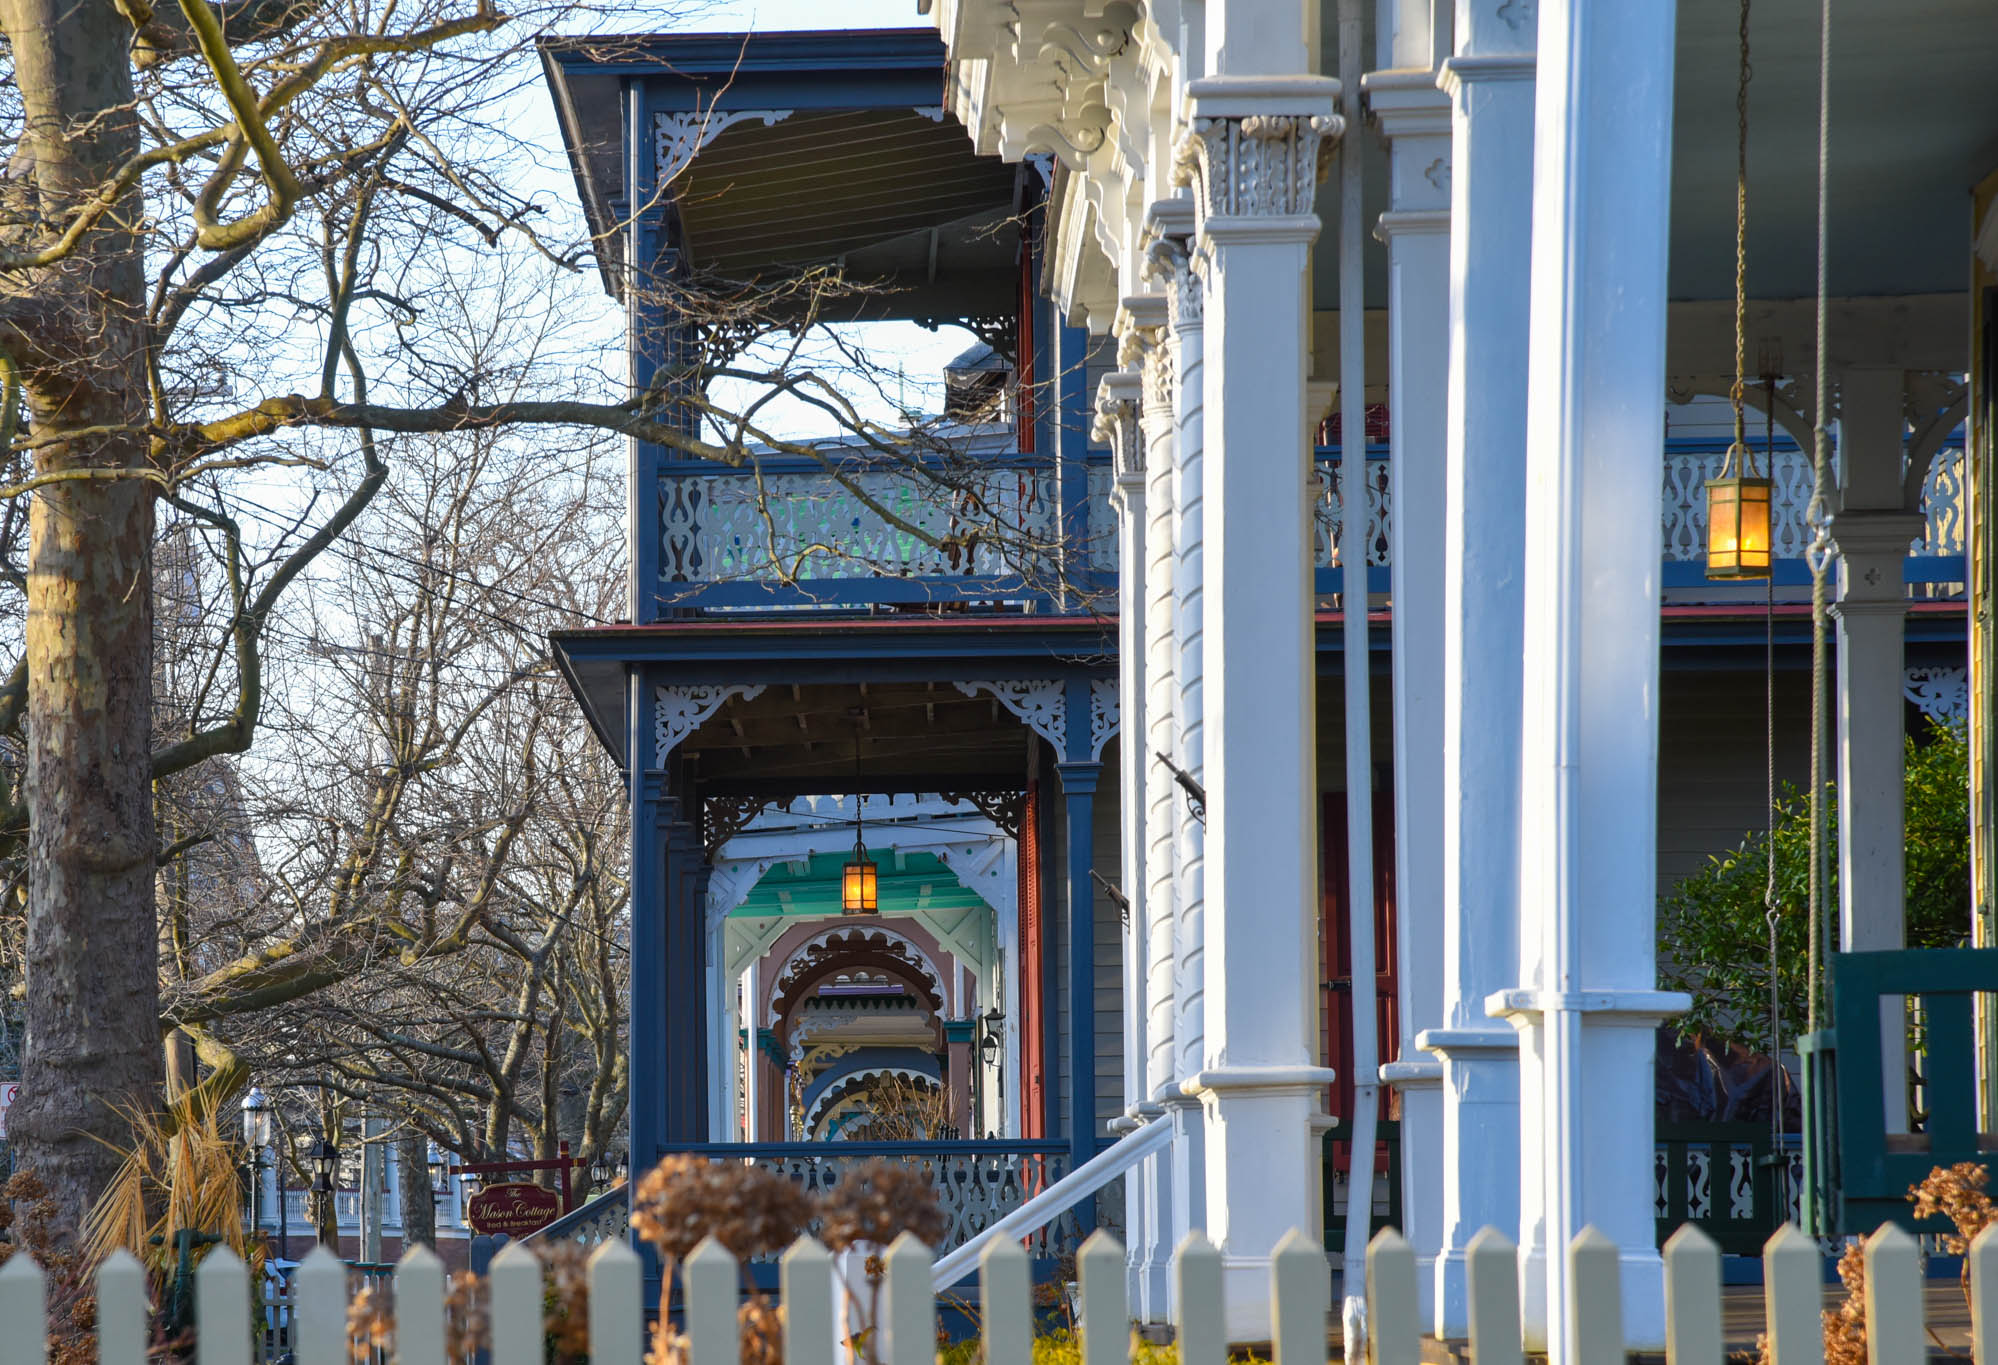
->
239, 1087, 272, 1246
307, 1134, 339, 1247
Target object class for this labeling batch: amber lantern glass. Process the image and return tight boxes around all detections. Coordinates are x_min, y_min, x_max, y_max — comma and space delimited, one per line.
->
841, 841, 878, 915
1705, 446, 1773, 579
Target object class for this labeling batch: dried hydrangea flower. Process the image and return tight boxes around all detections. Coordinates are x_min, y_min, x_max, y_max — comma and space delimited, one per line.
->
816, 1159, 946, 1252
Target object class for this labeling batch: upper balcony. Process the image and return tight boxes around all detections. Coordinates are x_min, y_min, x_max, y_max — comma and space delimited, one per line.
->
640, 432, 1966, 618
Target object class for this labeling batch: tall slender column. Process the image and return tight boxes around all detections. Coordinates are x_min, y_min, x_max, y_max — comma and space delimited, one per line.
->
1494, 0, 1686, 1351
1831, 365, 1921, 1134
1094, 371, 1149, 1301
1419, 0, 1533, 1338
1177, 39, 1341, 1331
1130, 292, 1180, 1321
1149, 201, 1209, 1279
1364, 1, 1452, 1323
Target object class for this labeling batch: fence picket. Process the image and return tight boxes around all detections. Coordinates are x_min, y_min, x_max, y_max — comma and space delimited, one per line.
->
684, 1237, 738, 1365
1077, 1230, 1127, 1365
1270, 1228, 1328, 1365
1567, 1227, 1622, 1365
1972, 1223, 1998, 1363
0, 1256, 45, 1365
292, 1247, 347, 1365
488, 1240, 545, 1365
93, 1251, 144, 1365
1661, 1223, 1722, 1364
881, 1233, 935, 1365
978, 1235, 1032, 1365
1465, 1227, 1522, 1365
1172, 1233, 1224, 1365
780, 1236, 836, 1365
197, 1248, 251, 1365
586, 1238, 644, 1365
393, 1245, 446, 1365
1862, 1224, 1923, 1364
1761, 1224, 1822, 1365
1364, 1228, 1419, 1365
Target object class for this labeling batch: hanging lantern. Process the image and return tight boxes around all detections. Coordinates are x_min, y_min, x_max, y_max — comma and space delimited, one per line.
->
841, 836, 879, 915
1705, 443, 1773, 579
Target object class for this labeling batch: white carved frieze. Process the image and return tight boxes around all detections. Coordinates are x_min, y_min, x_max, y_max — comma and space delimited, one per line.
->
1174, 111, 1342, 221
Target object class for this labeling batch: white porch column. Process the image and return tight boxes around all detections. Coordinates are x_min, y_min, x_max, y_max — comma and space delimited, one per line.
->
1150, 201, 1210, 1277
1093, 369, 1150, 1303
1831, 365, 1921, 1134
1418, 0, 1533, 1339
1493, 0, 1686, 1353
1177, 10, 1341, 1327
1363, 0, 1451, 1324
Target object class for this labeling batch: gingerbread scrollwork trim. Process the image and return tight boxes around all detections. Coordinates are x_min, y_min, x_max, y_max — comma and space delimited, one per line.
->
954, 678, 1067, 751
654, 109, 794, 185
654, 683, 767, 765
1090, 678, 1120, 760
1904, 666, 1969, 724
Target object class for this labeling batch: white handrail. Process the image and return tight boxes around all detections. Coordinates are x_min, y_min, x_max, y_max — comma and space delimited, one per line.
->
929, 1114, 1174, 1290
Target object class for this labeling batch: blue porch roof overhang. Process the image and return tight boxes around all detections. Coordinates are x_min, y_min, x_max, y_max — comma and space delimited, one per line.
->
537, 28, 1024, 316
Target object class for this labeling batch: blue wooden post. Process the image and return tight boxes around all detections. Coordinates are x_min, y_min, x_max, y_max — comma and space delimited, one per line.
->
1055, 323, 1091, 603
1058, 673, 1102, 1181
627, 675, 668, 1182
626, 77, 666, 621
662, 810, 711, 1142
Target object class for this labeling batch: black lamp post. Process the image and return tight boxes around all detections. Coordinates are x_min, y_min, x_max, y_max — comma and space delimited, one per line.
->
307, 1134, 339, 1246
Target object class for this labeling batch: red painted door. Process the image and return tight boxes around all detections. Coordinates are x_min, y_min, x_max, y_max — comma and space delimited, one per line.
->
1321, 788, 1400, 1136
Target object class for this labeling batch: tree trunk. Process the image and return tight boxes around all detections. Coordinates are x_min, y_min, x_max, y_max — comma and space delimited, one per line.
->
0, 0, 163, 1239
396, 1127, 435, 1250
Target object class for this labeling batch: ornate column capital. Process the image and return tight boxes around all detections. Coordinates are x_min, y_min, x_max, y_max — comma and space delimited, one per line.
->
1173, 78, 1342, 227
1093, 370, 1145, 490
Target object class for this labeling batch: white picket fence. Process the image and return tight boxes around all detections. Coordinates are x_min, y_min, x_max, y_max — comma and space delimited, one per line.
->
2, 1219, 1997, 1363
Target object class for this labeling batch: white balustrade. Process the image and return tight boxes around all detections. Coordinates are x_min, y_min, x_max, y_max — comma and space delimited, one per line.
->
659, 444, 1967, 596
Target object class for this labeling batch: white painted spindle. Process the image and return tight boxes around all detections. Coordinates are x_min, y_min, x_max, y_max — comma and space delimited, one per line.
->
880, 1233, 935, 1365
94, 1250, 144, 1365
292, 1247, 347, 1365
1660, 1224, 1722, 1364
0, 1256, 45, 1365
196, 1247, 251, 1365
1972, 1222, 1998, 1363
1567, 1228, 1623, 1365
1270, 1228, 1328, 1365
1464, 1227, 1522, 1365
587, 1237, 644, 1365
1173, 1233, 1224, 1365
781, 1236, 836, 1365
978, 1237, 1032, 1365
393, 1245, 446, 1365
1077, 1230, 1128, 1365
488, 1241, 546, 1365
684, 1236, 738, 1365
1862, 1224, 1923, 1364
1365, 1228, 1419, 1364
1761, 1224, 1822, 1365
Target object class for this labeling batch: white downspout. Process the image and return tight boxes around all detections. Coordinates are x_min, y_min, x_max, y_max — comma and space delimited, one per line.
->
1336, 0, 1382, 1356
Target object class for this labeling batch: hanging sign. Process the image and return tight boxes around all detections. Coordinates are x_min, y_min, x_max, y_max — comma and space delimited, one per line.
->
466, 1181, 562, 1236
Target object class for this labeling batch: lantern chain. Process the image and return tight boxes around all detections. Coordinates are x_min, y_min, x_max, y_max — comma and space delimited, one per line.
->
1730, 0, 1753, 472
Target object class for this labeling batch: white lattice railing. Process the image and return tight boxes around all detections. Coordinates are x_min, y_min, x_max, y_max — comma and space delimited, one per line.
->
1660, 446, 1966, 562
10, 1217, 1982, 1362
657, 445, 1967, 596
659, 461, 1063, 584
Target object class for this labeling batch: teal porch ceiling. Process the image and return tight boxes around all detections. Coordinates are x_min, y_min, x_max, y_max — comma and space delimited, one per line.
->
729, 848, 989, 920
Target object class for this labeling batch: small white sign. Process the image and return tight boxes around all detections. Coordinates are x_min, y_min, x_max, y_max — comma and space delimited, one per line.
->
0, 1083, 19, 1140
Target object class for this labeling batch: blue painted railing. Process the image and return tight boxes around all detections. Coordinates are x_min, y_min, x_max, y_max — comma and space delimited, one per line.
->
651, 1139, 1088, 1259
645, 439, 1965, 615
